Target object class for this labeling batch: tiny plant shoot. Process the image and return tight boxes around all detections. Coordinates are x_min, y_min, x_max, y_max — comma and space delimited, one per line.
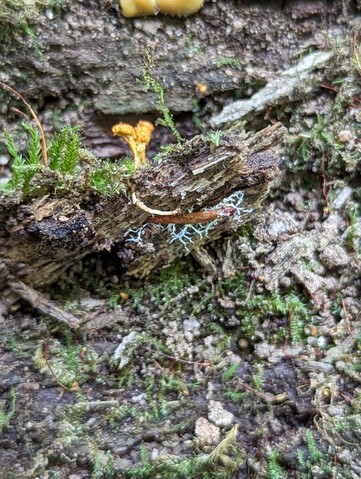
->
142, 48, 183, 144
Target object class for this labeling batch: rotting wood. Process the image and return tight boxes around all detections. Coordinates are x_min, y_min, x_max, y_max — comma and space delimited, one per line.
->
0, 122, 286, 290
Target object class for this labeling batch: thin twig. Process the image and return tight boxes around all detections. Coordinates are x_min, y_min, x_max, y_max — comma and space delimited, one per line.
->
341, 297, 353, 335
131, 189, 179, 215
43, 337, 78, 392
157, 352, 207, 366
10, 107, 31, 122
235, 378, 274, 402
0, 81, 48, 166
9, 280, 80, 329
321, 154, 330, 213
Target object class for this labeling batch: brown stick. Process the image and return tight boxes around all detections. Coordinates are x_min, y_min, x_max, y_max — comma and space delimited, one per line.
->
9, 281, 80, 329
43, 336, 79, 391
148, 206, 236, 224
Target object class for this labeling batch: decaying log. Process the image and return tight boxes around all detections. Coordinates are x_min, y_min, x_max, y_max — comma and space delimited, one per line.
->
0, 122, 286, 289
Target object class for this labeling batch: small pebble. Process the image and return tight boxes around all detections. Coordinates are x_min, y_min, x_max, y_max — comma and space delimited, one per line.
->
337, 129, 353, 142
194, 417, 221, 445
208, 400, 234, 427
150, 448, 159, 461
316, 336, 330, 349
238, 338, 249, 349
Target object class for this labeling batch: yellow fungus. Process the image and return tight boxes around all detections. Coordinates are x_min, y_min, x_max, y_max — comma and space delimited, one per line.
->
119, 291, 129, 301
120, 0, 157, 18
120, 0, 204, 18
135, 120, 154, 145
195, 81, 208, 95
157, 0, 204, 16
112, 120, 155, 169
112, 122, 136, 138
134, 120, 155, 166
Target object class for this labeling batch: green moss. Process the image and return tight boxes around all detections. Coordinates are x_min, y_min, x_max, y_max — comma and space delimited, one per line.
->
286, 93, 361, 178
143, 48, 182, 144
21, 21, 43, 57
184, 34, 200, 55
222, 363, 239, 382
106, 404, 142, 431
267, 451, 286, 479
206, 130, 223, 147
125, 426, 242, 479
89, 442, 115, 479
124, 258, 197, 308
48, 125, 82, 174
1, 122, 131, 198
152, 143, 178, 164
344, 200, 360, 255
216, 57, 243, 71
0, 123, 43, 194
297, 430, 335, 478
90, 159, 133, 195
0, 389, 16, 434
216, 274, 309, 344
33, 334, 99, 390
251, 363, 264, 390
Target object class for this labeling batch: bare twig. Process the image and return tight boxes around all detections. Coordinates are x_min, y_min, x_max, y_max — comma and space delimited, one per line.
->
341, 297, 353, 335
10, 107, 31, 122
131, 189, 179, 215
321, 154, 330, 213
157, 352, 208, 366
43, 336, 78, 392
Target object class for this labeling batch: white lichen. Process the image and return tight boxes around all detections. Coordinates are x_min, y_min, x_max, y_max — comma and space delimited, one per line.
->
124, 189, 252, 251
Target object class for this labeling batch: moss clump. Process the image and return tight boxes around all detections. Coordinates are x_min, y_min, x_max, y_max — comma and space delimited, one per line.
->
0, 122, 43, 194
0, 389, 16, 434
125, 425, 241, 479
0, 122, 133, 198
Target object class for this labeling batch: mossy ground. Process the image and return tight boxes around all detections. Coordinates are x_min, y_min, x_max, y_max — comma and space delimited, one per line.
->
1, 202, 360, 478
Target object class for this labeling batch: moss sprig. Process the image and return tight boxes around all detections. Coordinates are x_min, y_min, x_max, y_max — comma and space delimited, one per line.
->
143, 48, 182, 144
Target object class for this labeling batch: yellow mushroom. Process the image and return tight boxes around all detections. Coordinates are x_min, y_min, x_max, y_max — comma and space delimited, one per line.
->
156, 0, 204, 16
120, 0, 157, 18
112, 120, 179, 215
112, 122, 138, 162
119, 0, 204, 18
112, 120, 155, 169
134, 120, 155, 166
